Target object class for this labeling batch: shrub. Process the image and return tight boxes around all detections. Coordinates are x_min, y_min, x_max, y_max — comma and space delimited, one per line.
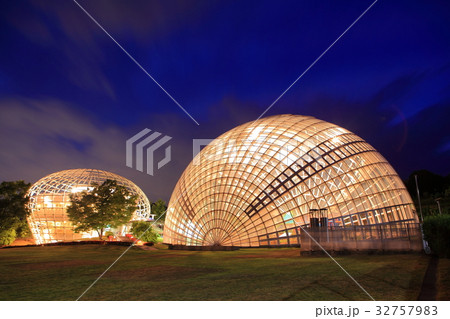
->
0, 228, 17, 246
105, 231, 114, 238
423, 215, 450, 258
130, 221, 159, 243
15, 221, 31, 238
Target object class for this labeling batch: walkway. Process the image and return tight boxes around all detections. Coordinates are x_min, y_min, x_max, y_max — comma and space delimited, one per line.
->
417, 256, 438, 300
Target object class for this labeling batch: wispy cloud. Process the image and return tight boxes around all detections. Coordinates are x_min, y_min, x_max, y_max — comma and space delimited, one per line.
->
0, 98, 124, 179
2, 0, 213, 100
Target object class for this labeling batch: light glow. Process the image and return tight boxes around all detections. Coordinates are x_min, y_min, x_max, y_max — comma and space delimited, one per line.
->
163, 115, 418, 247
27, 169, 151, 244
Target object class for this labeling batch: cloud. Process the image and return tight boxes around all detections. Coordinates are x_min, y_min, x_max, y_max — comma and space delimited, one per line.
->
2, 0, 213, 100
0, 98, 183, 201
273, 72, 450, 178
0, 98, 123, 178
1, 84, 448, 205
0, 94, 274, 199
30, 0, 212, 43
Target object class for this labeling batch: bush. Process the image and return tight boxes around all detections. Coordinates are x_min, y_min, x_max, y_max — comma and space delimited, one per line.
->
15, 221, 31, 238
105, 231, 114, 238
0, 228, 17, 246
130, 221, 159, 243
423, 215, 450, 258
0, 180, 31, 245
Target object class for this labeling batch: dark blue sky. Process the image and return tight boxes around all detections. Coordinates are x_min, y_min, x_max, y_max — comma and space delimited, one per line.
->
0, 0, 449, 201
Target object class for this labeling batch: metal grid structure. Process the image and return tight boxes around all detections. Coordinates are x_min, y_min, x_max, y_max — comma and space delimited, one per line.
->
27, 169, 151, 244
163, 114, 418, 247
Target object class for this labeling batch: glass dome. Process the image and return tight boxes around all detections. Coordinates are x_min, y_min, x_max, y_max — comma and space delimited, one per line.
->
163, 114, 418, 247
27, 168, 151, 244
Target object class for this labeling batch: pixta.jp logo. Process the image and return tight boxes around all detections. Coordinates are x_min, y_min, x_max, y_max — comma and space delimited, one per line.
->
126, 129, 172, 176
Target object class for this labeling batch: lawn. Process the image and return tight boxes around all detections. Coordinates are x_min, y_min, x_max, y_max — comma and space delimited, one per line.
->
0, 245, 431, 301
437, 258, 450, 301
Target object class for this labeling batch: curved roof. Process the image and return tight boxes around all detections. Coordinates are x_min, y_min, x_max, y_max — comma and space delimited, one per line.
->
163, 114, 417, 247
28, 168, 151, 244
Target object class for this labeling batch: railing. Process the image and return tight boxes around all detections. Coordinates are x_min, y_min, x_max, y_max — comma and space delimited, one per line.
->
300, 222, 423, 252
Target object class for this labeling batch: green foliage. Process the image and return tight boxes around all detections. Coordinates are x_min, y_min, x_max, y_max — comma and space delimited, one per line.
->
15, 221, 31, 238
105, 231, 114, 237
405, 170, 449, 197
151, 199, 167, 221
67, 179, 137, 240
0, 181, 31, 245
404, 170, 450, 217
130, 221, 159, 243
0, 228, 16, 245
423, 215, 450, 258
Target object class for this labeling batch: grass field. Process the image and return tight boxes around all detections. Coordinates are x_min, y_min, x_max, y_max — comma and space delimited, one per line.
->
0, 245, 433, 301
437, 258, 450, 300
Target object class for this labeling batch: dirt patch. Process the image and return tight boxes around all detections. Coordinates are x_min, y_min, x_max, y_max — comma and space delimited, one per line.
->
11, 238, 36, 246
12, 259, 105, 270
105, 265, 217, 281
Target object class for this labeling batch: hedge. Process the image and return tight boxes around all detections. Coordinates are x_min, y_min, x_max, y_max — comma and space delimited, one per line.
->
422, 215, 450, 258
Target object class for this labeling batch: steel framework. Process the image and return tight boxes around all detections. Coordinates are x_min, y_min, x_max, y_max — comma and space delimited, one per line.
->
163, 114, 418, 247
27, 169, 151, 244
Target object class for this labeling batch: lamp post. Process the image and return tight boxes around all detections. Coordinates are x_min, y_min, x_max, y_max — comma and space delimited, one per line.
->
435, 198, 442, 215
415, 175, 424, 222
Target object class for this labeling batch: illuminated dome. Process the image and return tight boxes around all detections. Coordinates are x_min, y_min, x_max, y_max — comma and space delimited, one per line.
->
27, 169, 151, 244
164, 114, 418, 247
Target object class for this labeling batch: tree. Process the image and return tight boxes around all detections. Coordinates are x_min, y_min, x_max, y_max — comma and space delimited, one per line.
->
151, 199, 167, 221
0, 181, 31, 245
404, 170, 447, 199
404, 170, 450, 217
67, 179, 137, 240
130, 221, 159, 243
